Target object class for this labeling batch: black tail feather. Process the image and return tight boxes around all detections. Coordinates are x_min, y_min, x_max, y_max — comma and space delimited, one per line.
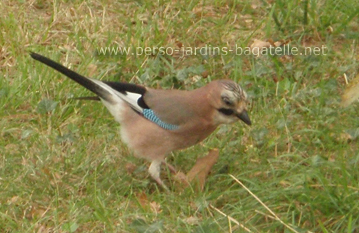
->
30, 52, 113, 103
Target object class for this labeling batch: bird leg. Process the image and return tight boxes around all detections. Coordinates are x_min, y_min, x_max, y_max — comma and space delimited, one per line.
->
148, 160, 169, 191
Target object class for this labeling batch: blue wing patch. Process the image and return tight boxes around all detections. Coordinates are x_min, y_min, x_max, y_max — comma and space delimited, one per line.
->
143, 109, 179, 130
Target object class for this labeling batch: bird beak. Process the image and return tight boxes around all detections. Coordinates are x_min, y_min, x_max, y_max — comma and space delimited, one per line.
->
236, 110, 251, 125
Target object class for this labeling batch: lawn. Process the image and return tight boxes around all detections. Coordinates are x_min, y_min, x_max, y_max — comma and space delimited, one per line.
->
1, 0, 359, 232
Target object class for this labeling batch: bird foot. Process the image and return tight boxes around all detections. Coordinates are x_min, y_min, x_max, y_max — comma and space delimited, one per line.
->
163, 161, 177, 174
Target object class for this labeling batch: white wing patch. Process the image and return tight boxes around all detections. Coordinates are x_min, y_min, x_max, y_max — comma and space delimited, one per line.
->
117, 92, 143, 112
90, 78, 144, 113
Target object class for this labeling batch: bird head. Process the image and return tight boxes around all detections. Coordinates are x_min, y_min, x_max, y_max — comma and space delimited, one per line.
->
209, 80, 251, 126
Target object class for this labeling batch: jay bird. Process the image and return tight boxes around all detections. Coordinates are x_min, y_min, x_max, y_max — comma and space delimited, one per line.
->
30, 52, 251, 190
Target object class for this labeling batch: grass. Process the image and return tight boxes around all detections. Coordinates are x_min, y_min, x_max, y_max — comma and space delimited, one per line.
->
1, 0, 359, 232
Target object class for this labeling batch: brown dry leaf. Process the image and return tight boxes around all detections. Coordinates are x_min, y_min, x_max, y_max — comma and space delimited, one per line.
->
250, 39, 289, 57
186, 149, 219, 191
250, 39, 271, 55
8, 196, 20, 205
201, 70, 209, 79
125, 163, 137, 174
274, 41, 283, 47
26, 205, 48, 220
279, 180, 291, 187
341, 74, 359, 107
136, 192, 161, 214
175, 40, 183, 48
267, 38, 275, 46
338, 132, 352, 142
251, 3, 259, 9
185, 216, 200, 225
136, 192, 148, 209
149, 201, 161, 214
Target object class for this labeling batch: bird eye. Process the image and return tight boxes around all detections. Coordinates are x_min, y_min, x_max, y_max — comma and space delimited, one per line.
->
221, 96, 233, 106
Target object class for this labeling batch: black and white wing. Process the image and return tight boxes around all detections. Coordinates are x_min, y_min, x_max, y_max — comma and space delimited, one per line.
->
30, 53, 178, 130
